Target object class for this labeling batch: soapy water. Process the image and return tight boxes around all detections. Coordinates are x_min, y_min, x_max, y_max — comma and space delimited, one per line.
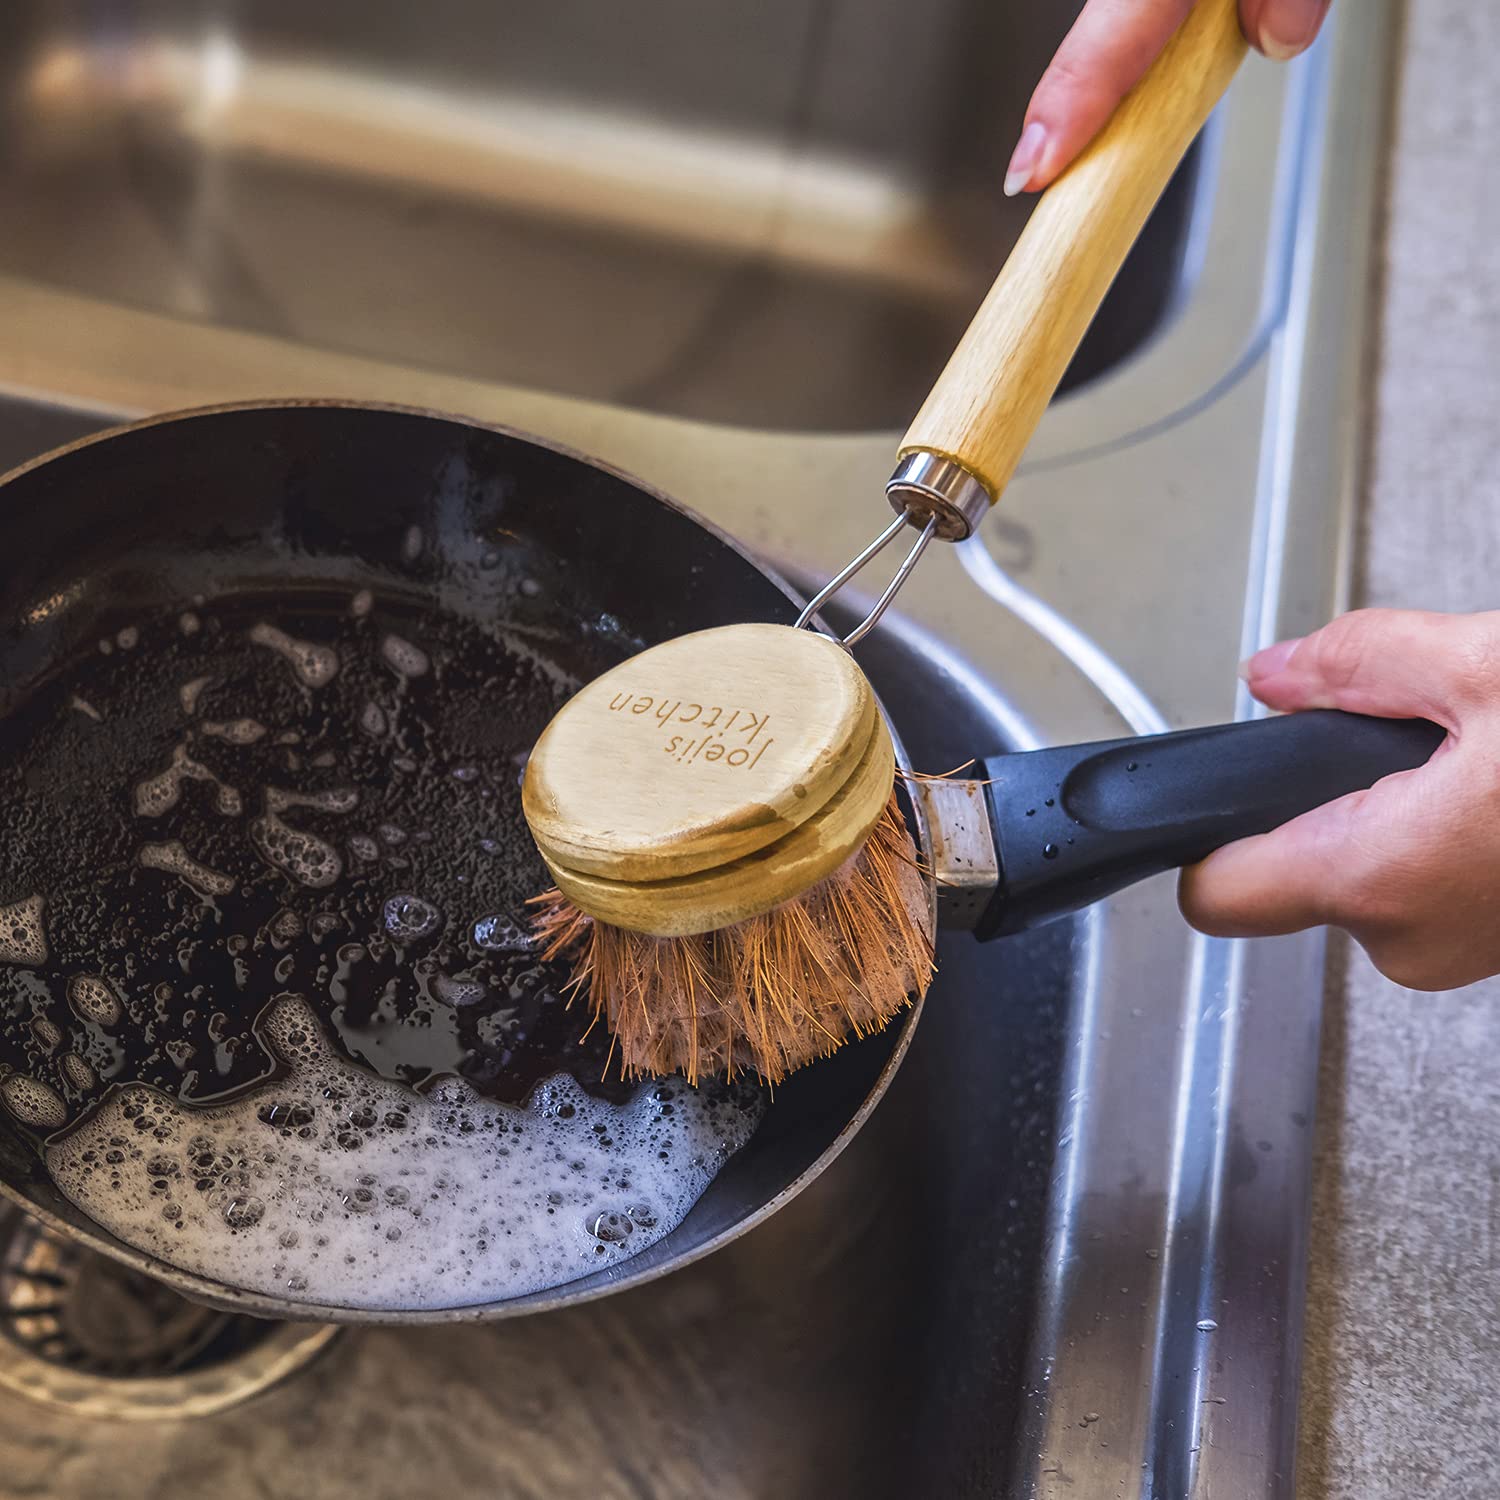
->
0, 588, 768, 1308
48, 995, 760, 1309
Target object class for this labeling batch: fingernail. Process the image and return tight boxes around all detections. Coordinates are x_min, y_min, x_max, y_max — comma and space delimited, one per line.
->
1257, 10, 1318, 61
1239, 636, 1304, 681
1257, 28, 1302, 60
1004, 121, 1047, 197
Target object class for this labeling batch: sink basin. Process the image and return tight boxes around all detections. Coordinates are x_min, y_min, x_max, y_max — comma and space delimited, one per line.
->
0, 0, 1195, 429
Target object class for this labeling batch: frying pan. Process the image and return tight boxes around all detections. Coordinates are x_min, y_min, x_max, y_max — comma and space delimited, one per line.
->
0, 402, 1440, 1324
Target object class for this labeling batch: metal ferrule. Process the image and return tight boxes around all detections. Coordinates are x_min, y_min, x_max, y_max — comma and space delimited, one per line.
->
885, 451, 994, 541
908, 775, 1000, 930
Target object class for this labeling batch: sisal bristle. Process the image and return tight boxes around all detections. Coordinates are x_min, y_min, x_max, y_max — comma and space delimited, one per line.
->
529, 794, 935, 1086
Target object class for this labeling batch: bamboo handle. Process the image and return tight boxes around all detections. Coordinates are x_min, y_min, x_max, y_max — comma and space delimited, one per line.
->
899, 0, 1248, 507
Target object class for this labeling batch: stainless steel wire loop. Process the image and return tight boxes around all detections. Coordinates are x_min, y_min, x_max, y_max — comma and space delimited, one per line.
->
795, 510, 940, 647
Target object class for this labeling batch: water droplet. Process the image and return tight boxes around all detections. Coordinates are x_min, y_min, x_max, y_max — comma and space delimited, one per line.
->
1043, 843, 1059, 860
1196, 1318, 1218, 1332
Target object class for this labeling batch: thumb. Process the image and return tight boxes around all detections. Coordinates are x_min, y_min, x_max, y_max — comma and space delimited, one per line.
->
1242, 608, 1500, 729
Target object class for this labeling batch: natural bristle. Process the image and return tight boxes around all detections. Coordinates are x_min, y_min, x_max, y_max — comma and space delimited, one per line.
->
529, 794, 935, 1086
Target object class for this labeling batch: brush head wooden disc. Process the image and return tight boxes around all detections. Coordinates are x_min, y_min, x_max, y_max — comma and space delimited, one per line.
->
538, 712, 896, 937
523, 622, 876, 883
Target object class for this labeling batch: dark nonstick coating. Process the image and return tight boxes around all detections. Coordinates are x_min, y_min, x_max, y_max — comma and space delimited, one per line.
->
0, 402, 919, 1323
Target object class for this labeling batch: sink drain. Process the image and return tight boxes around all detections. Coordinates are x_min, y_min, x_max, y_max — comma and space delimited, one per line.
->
0, 1205, 338, 1418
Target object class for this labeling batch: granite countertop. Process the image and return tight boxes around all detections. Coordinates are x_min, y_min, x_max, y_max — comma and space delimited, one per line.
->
1296, 4, 1500, 1493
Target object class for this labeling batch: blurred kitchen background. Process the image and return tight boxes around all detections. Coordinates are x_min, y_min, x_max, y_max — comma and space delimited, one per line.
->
0, 2, 1493, 1498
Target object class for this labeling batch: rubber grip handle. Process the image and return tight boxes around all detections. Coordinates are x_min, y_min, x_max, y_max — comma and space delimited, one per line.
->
974, 710, 1446, 939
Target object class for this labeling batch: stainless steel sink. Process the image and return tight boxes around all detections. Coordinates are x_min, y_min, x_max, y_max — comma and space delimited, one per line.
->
0, 2, 1400, 1496
0, 1, 1195, 428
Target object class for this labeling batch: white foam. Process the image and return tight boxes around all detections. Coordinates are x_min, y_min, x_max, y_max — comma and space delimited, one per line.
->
59, 1053, 96, 1091
472, 914, 533, 953
2, 1074, 67, 1129
67, 974, 123, 1027
135, 744, 207, 818
248, 813, 342, 888
383, 893, 442, 942
0, 895, 48, 966
179, 675, 212, 715
201, 718, 267, 745
31, 1017, 62, 1053
249, 623, 340, 689
47, 996, 763, 1310
379, 634, 429, 679
138, 841, 236, 897
350, 590, 374, 618
265, 786, 359, 816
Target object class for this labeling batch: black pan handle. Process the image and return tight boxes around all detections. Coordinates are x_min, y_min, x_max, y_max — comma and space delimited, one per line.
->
973, 710, 1445, 940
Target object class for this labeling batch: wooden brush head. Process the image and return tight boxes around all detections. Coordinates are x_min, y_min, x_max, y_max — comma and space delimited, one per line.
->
522, 622, 896, 937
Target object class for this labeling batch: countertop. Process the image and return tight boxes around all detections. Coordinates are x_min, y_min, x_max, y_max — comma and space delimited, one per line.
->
1296, 4, 1500, 1493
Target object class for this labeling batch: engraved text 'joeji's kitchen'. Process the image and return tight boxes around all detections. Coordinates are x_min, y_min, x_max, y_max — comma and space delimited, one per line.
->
607, 694, 774, 770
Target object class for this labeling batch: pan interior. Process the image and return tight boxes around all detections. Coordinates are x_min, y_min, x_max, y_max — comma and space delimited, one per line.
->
0, 405, 911, 1318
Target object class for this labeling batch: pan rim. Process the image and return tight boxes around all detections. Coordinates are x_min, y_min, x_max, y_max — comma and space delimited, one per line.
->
0, 397, 930, 1324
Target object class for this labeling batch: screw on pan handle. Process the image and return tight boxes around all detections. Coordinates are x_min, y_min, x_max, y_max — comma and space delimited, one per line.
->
972, 710, 1447, 939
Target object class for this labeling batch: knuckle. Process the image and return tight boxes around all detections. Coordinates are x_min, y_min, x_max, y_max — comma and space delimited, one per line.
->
1447, 615, 1500, 702
1306, 611, 1376, 690
1319, 815, 1418, 932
